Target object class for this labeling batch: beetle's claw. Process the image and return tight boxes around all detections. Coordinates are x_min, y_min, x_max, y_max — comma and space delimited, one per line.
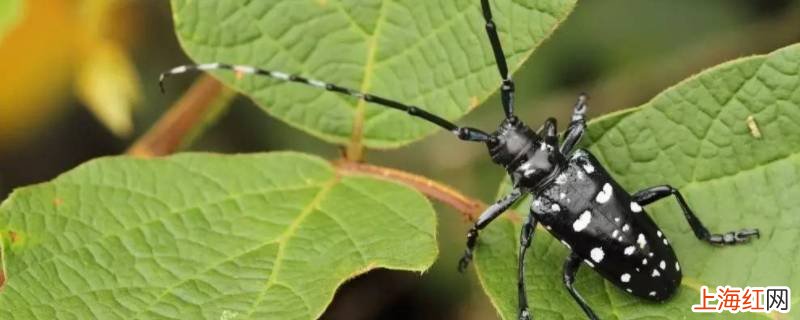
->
735, 228, 760, 241
708, 228, 760, 245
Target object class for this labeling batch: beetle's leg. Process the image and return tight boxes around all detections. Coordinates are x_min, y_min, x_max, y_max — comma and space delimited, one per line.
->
458, 188, 524, 272
480, 0, 515, 118
536, 117, 559, 147
563, 252, 600, 320
517, 213, 538, 320
632, 185, 760, 245
560, 93, 589, 155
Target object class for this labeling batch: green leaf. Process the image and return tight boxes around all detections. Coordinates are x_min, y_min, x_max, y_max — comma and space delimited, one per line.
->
170, 0, 576, 148
474, 43, 800, 319
0, 152, 437, 319
0, 0, 22, 41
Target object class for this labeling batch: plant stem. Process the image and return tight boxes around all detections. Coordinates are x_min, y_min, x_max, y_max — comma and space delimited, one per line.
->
335, 160, 521, 223
127, 74, 228, 157
335, 160, 484, 219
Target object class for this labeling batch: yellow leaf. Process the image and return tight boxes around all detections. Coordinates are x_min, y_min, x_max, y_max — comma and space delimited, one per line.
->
75, 41, 140, 137
0, 0, 78, 151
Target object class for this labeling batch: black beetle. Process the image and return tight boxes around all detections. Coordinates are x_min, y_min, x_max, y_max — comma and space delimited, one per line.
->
159, 1, 760, 318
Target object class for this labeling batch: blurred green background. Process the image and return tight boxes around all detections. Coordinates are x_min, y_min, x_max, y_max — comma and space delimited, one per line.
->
0, 0, 798, 319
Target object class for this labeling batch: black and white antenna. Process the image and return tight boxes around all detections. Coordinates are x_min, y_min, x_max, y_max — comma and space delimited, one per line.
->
159, 63, 492, 142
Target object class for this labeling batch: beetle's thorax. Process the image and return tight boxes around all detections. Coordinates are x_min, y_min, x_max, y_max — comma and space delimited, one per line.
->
487, 117, 567, 191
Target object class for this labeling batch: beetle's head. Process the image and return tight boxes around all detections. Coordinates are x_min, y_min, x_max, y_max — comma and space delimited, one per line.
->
486, 116, 562, 184
486, 116, 539, 167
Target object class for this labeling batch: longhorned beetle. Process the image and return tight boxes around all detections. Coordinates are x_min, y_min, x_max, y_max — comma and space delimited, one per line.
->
160, 1, 760, 318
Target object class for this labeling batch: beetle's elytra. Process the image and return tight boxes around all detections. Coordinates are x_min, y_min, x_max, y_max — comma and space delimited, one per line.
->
160, 1, 760, 319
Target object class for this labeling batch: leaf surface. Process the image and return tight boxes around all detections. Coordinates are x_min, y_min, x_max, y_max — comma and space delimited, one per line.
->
474, 44, 800, 319
0, 152, 437, 319
170, 0, 576, 148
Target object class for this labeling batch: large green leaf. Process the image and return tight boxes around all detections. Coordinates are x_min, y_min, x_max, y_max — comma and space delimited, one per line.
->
170, 0, 576, 148
474, 44, 800, 319
0, 152, 437, 319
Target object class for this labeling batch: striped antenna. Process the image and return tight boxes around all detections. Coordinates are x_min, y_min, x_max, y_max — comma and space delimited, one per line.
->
159, 63, 492, 142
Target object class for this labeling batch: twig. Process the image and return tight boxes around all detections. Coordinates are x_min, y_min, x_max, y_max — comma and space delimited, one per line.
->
126, 75, 226, 157
335, 160, 520, 223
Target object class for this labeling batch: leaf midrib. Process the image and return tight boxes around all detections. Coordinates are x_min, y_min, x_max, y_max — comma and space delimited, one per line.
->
243, 176, 340, 318
347, 1, 387, 157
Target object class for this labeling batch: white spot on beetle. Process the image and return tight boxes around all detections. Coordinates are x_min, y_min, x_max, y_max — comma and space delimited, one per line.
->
551, 204, 561, 212
520, 162, 532, 171
595, 183, 613, 203
649, 252, 654, 257
657, 231, 663, 238
309, 79, 327, 88
555, 173, 568, 185
523, 170, 535, 177
234, 65, 256, 74
630, 202, 642, 213
660, 260, 666, 270
620, 273, 631, 283
171, 65, 188, 73
559, 192, 566, 199
612, 230, 619, 237
272, 71, 290, 80
622, 224, 630, 232
545, 225, 552, 230
626, 288, 633, 293
636, 267, 640, 272
583, 163, 595, 173
624, 246, 635, 255
573, 211, 592, 232
652, 269, 661, 277
676, 262, 681, 271
642, 258, 648, 265
649, 291, 656, 297
663, 238, 669, 245
617, 235, 624, 241
197, 63, 221, 70
614, 217, 620, 223
637, 233, 647, 248
590, 247, 605, 263
561, 240, 571, 250
585, 260, 595, 268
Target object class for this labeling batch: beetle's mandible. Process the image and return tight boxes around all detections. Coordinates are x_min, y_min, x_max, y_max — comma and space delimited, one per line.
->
160, 1, 760, 319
